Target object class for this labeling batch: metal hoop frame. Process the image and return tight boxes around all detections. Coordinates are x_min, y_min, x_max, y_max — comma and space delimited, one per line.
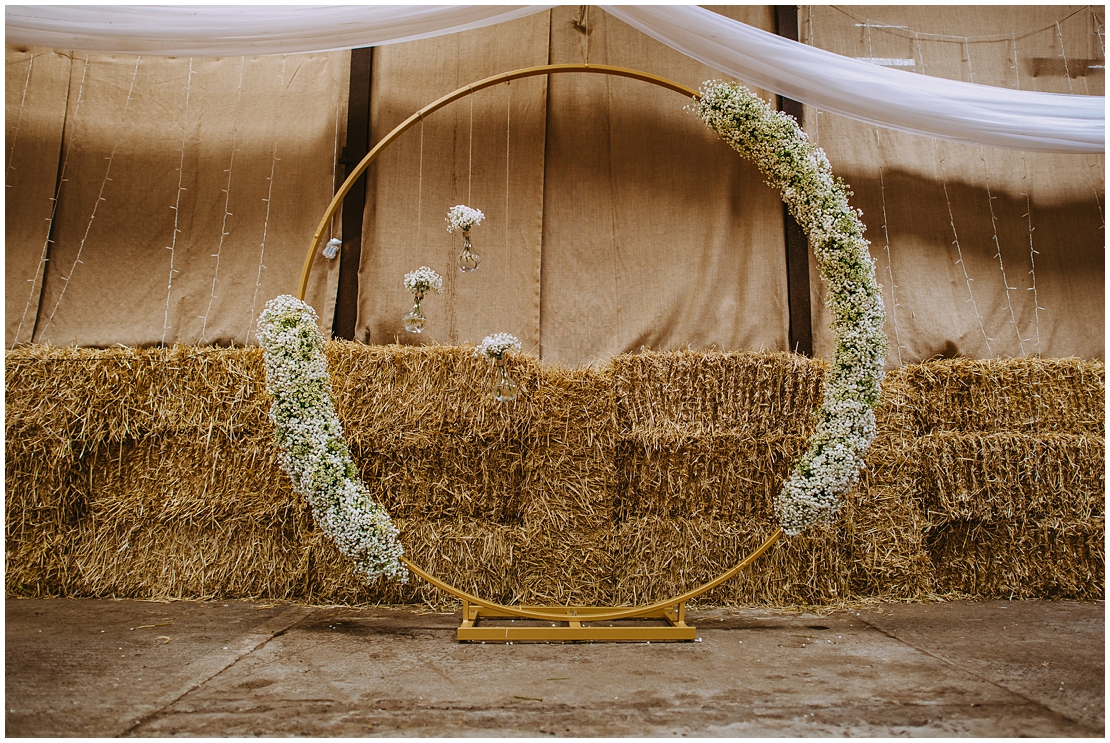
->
299, 64, 782, 641
296, 64, 697, 300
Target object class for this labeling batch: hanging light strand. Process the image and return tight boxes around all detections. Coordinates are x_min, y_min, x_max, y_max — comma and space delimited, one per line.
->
934, 140, 993, 354
200, 56, 245, 344
1020, 151, 1043, 356
864, 23, 903, 364
39, 55, 141, 344
6, 52, 34, 186
162, 57, 195, 345
245, 54, 288, 344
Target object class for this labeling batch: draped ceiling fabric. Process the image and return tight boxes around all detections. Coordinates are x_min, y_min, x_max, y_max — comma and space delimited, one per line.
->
4, 5, 1104, 364
800, 5, 1104, 364
7, 4, 1103, 153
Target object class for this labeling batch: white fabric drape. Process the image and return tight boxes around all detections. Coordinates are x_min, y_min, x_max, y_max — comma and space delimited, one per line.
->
603, 5, 1103, 154
5, 4, 1103, 153
4, 5, 556, 56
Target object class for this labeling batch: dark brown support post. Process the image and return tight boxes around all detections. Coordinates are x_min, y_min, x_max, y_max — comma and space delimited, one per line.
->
332, 47, 373, 340
774, 5, 813, 357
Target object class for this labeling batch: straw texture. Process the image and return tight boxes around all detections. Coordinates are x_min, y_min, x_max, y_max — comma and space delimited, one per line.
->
6, 345, 1104, 606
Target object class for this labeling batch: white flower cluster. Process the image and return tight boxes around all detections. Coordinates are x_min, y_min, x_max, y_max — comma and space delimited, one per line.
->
692, 81, 888, 535
445, 204, 485, 234
257, 295, 407, 582
475, 332, 521, 360
403, 266, 442, 295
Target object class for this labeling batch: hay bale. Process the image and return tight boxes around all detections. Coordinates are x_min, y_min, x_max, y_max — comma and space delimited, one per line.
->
4, 344, 1104, 607
609, 349, 825, 440
350, 439, 526, 523
910, 432, 1104, 522
519, 366, 618, 530
615, 433, 807, 521
5, 345, 269, 445
924, 519, 1105, 599
880, 357, 1104, 436
77, 436, 292, 527
609, 518, 850, 607
838, 480, 936, 601
328, 342, 533, 446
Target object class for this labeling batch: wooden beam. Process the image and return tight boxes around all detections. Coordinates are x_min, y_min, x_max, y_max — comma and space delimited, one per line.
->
331, 47, 373, 340
774, 5, 814, 357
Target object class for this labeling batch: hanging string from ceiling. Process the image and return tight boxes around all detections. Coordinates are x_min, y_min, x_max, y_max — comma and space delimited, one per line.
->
39, 55, 142, 345
162, 57, 195, 345
6, 52, 34, 187
199, 56, 246, 345
862, 21, 904, 365
245, 54, 289, 344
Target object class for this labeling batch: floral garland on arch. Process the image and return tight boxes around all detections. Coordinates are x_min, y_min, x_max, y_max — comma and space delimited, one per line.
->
692, 80, 888, 535
257, 295, 407, 581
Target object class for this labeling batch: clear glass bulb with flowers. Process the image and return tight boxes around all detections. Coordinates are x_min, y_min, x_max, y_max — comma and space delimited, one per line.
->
446, 205, 485, 272
475, 332, 522, 402
402, 266, 443, 333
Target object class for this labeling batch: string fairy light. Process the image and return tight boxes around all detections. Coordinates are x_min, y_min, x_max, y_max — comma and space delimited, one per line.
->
9, 51, 48, 348
6, 52, 34, 187
244, 54, 289, 344
1020, 152, 1043, 356
933, 140, 992, 354
962, 42, 1026, 353
981, 146, 1027, 354
1055, 20, 1075, 93
863, 21, 903, 363
162, 57, 195, 345
38, 56, 142, 344
199, 56, 245, 345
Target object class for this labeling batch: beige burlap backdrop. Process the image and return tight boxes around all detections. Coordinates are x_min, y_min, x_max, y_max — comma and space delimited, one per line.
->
355, 7, 787, 364
801, 5, 1105, 364
6, 7, 1104, 364
5, 46, 345, 347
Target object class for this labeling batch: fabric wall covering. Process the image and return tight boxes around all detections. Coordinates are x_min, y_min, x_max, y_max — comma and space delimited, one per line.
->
5, 6, 1104, 365
354, 6, 786, 364
5, 46, 344, 347
801, 5, 1104, 364
6, 4, 1103, 153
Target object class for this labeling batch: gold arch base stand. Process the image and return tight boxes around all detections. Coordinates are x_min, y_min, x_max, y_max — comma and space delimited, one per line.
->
402, 528, 782, 643
301, 64, 785, 643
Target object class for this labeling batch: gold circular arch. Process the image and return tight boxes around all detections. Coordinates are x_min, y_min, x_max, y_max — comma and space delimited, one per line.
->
296, 63, 698, 301
298, 64, 782, 636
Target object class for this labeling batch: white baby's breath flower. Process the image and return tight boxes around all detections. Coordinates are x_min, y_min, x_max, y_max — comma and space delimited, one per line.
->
403, 266, 442, 295
446, 204, 485, 234
257, 294, 407, 582
475, 332, 521, 361
692, 80, 887, 536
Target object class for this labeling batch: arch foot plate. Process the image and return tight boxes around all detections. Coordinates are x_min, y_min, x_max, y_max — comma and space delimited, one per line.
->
457, 600, 696, 643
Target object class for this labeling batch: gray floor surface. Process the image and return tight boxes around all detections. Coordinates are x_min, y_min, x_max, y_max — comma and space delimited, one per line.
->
5, 597, 1103, 737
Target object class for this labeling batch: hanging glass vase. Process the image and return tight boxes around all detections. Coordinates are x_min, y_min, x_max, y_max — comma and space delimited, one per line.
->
402, 291, 427, 333
493, 359, 518, 402
456, 231, 481, 273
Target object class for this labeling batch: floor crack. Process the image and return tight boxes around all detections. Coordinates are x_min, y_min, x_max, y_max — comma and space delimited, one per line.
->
118, 607, 316, 737
857, 616, 1099, 734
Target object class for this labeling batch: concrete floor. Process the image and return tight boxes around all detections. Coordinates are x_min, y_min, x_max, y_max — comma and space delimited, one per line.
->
5, 597, 1103, 737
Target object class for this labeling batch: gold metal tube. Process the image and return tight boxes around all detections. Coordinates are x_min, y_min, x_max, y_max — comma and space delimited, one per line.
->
297, 64, 699, 301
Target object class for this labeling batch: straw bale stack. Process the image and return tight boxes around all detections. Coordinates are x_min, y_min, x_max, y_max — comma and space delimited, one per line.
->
878, 357, 1104, 437
5, 344, 1103, 607
876, 358, 1104, 599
